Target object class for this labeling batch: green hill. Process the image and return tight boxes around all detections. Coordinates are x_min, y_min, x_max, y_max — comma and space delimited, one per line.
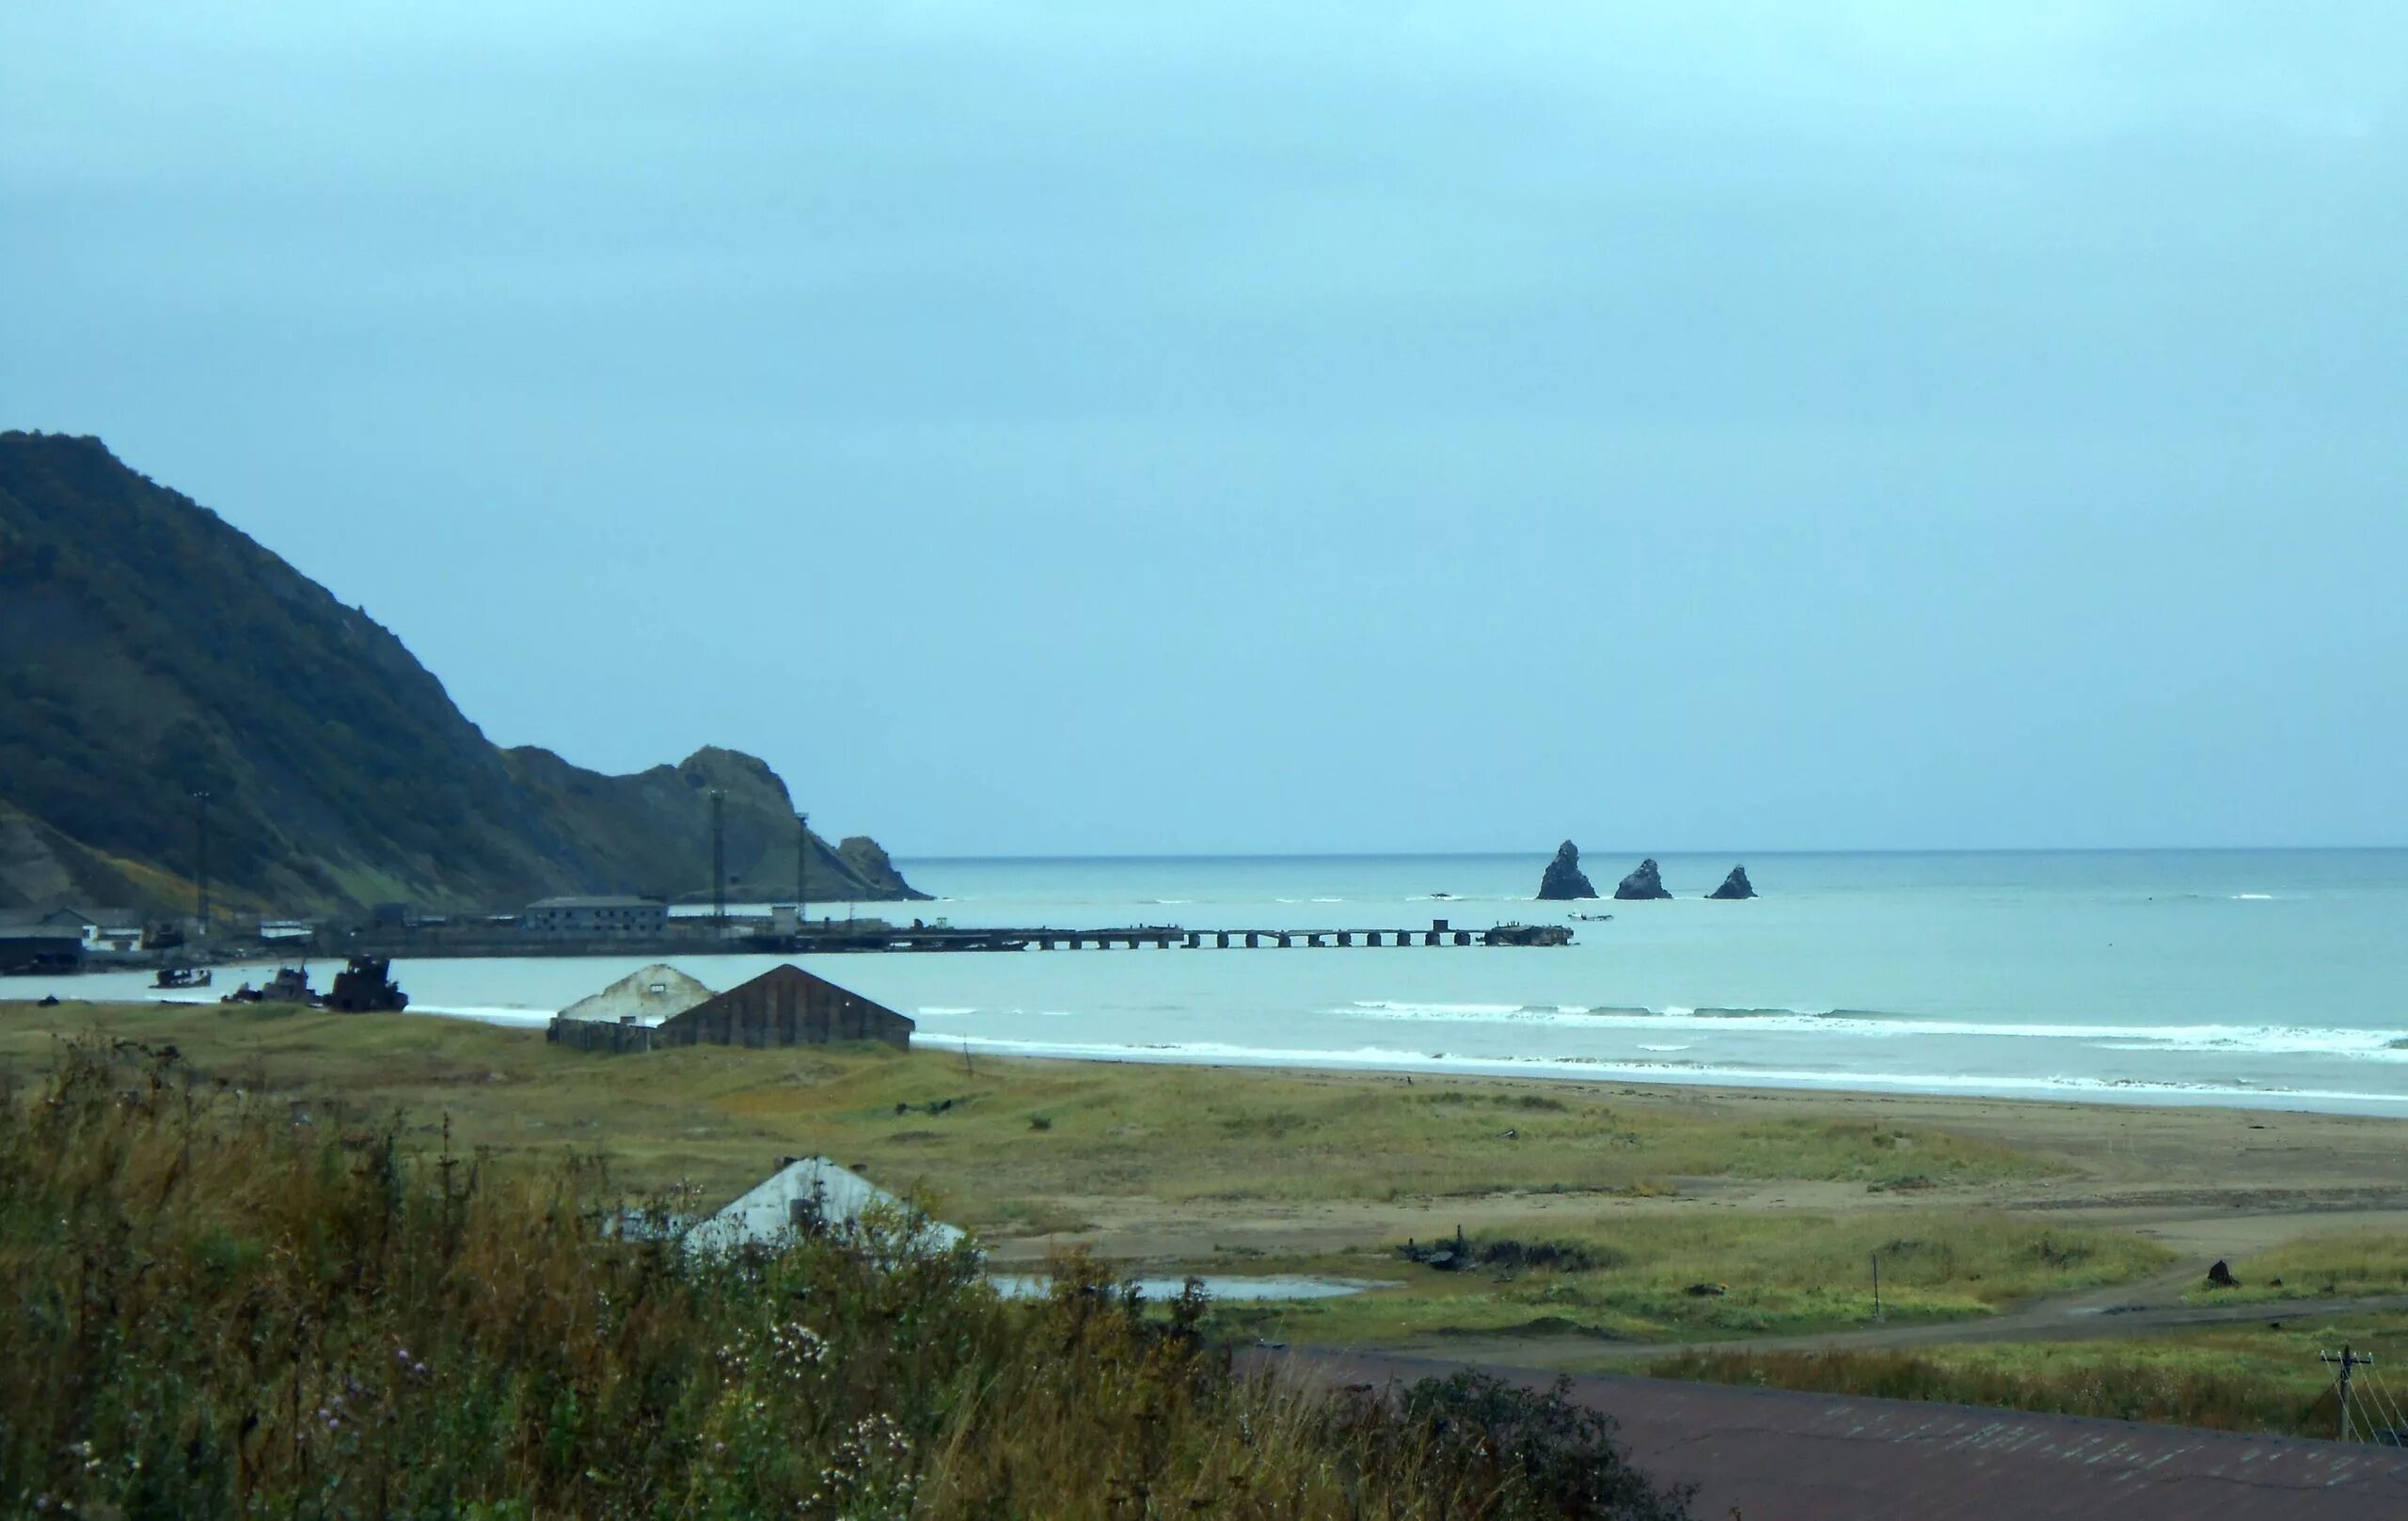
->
0, 431, 925, 914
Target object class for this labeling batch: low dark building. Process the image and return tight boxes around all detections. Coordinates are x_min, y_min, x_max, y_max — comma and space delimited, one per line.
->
657, 964, 913, 1051
0, 925, 86, 974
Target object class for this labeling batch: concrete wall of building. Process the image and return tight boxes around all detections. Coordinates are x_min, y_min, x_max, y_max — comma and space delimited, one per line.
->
547, 1017, 659, 1054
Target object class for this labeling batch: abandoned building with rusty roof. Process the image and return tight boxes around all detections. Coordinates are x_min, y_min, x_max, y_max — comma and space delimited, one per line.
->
657, 963, 913, 1052
550, 964, 911, 1054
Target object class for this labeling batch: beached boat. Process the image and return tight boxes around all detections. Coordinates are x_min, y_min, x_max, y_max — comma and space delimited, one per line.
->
325, 956, 408, 1013
223, 966, 318, 1006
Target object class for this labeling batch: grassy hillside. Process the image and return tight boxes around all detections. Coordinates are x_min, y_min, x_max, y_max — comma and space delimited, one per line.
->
0, 432, 923, 913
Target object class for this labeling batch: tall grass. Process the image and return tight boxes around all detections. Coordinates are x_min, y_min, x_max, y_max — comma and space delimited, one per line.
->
1, 1039, 1688, 1518
1650, 1344, 2352, 1439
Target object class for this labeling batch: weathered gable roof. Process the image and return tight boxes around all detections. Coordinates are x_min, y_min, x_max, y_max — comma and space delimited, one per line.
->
661, 962, 915, 1039
557, 963, 718, 1024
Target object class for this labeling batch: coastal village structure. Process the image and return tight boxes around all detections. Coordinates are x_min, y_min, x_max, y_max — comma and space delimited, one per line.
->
547, 963, 717, 1053
521, 895, 669, 939
659, 964, 914, 1050
0, 905, 144, 953
0, 922, 86, 974
547, 962, 913, 1054
683, 1157, 964, 1256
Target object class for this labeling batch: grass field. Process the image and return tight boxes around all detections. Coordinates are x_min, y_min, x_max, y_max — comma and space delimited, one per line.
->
0, 1001, 2051, 1230
11, 991, 2391, 1450
1212, 1211, 2174, 1343
2182, 1229, 2408, 1306
0, 1001, 2184, 1352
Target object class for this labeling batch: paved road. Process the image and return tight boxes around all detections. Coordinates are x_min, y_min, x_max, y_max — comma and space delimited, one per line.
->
1262, 1348, 2408, 1520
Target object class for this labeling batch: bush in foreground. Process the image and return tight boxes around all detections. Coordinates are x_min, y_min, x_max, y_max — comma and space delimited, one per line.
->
1, 1039, 1688, 1518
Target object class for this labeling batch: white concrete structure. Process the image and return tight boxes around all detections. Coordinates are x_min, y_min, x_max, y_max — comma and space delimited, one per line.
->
684, 1157, 966, 1257
555, 963, 717, 1025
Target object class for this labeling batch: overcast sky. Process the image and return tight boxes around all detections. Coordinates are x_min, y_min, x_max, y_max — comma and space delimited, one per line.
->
4, 3, 2402, 855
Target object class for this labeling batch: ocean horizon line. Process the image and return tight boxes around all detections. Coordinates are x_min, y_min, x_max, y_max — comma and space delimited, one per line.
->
895, 844, 2408, 867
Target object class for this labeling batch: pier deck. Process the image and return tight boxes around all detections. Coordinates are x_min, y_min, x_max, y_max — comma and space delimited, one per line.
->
822, 919, 1570, 953
149, 920, 1575, 970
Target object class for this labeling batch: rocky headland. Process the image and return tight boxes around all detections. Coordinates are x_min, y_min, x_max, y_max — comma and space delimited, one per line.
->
0, 431, 925, 912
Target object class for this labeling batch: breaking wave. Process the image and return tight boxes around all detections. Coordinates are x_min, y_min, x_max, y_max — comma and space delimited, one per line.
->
1333, 1001, 2408, 1060
912, 1034, 2408, 1112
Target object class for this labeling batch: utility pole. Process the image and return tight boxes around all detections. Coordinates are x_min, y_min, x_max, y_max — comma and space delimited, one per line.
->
708, 789, 726, 930
1871, 1252, 1882, 1322
796, 811, 809, 928
192, 790, 212, 938
2323, 1345, 2374, 1442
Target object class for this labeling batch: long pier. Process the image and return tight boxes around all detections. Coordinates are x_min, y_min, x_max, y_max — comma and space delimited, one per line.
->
251, 918, 1574, 967
852, 918, 1570, 953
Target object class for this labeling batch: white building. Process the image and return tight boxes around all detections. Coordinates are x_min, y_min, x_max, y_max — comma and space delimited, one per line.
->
684, 1157, 966, 1258
38, 906, 143, 953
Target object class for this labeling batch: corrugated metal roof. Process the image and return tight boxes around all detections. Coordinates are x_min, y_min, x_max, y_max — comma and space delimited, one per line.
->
1268, 1351, 2408, 1519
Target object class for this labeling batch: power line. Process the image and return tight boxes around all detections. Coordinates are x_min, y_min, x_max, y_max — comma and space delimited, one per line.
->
2318, 1345, 2405, 1445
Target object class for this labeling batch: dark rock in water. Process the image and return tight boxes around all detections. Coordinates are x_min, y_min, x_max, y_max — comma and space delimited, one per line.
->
1707, 865, 1756, 900
1536, 841, 1597, 900
2206, 1259, 2241, 1289
1614, 858, 1672, 900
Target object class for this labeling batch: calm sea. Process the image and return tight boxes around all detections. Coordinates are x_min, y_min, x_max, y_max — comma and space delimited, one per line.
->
20, 851, 2408, 1115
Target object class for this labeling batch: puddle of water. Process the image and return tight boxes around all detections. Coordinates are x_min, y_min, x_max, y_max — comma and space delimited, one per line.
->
988, 1274, 1372, 1302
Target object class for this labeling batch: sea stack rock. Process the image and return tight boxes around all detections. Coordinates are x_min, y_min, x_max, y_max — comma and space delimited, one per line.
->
1536, 841, 1598, 900
1614, 858, 1672, 900
1707, 865, 1756, 900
